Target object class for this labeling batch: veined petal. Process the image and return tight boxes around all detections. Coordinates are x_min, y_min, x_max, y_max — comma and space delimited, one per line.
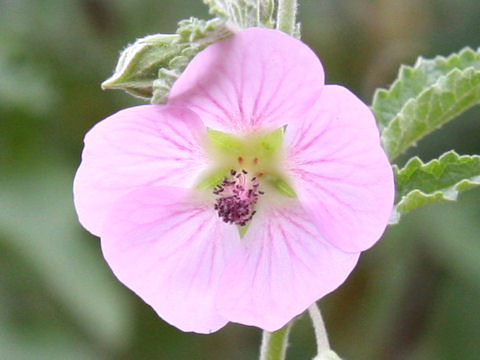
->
73, 105, 208, 236
285, 85, 394, 252
101, 186, 240, 333
215, 199, 359, 331
169, 27, 325, 134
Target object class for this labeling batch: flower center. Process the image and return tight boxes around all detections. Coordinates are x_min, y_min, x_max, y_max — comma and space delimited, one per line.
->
213, 169, 264, 226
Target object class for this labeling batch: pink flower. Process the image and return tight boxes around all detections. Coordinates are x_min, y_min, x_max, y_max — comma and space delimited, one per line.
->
73, 28, 394, 333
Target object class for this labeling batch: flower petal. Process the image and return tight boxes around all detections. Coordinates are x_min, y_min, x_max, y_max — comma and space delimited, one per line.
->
285, 85, 394, 252
215, 199, 359, 331
169, 27, 325, 133
73, 105, 208, 236
101, 186, 240, 333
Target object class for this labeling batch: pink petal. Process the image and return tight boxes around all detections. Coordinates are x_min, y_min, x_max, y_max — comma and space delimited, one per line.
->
285, 85, 394, 253
169, 27, 325, 134
101, 186, 240, 333
73, 105, 208, 236
215, 199, 359, 331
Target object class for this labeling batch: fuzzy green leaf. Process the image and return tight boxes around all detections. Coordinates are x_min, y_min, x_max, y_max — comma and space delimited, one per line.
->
103, 17, 232, 103
372, 47, 480, 160
104, 1, 278, 102
101, 34, 183, 99
391, 151, 480, 224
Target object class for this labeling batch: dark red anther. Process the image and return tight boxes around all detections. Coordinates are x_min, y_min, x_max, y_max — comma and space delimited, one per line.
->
212, 169, 264, 226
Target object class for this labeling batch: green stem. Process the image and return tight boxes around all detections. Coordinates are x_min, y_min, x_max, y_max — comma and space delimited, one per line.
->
259, 322, 293, 360
276, 0, 298, 35
308, 303, 331, 356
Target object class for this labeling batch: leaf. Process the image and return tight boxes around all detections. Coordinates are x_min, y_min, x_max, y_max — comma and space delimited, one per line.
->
371, 47, 480, 160
391, 151, 480, 224
104, 1, 279, 103
102, 34, 183, 99
103, 17, 233, 103
154, 17, 235, 103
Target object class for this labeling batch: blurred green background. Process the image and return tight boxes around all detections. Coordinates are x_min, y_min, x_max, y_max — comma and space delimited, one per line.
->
1, 1, 479, 359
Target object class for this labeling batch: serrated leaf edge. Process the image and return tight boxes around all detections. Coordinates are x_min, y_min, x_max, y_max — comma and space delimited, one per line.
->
372, 46, 480, 131
390, 151, 480, 224
381, 65, 480, 159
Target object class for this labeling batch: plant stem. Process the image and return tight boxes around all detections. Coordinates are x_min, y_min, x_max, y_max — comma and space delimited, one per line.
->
259, 322, 293, 360
276, 0, 298, 35
308, 302, 331, 355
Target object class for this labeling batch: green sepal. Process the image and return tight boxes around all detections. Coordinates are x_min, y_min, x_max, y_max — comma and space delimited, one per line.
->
372, 47, 480, 160
391, 151, 480, 224
195, 168, 229, 190
271, 177, 297, 198
259, 127, 283, 156
206, 128, 243, 154
206, 127, 284, 160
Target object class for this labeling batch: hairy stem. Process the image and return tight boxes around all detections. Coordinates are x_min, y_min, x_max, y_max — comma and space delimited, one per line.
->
308, 302, 331, 355
259, 322, 293, 360
276, 0, 297, 35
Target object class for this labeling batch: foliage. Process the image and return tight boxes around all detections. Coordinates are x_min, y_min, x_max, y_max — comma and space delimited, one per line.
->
372, 47, 480, 160
103, 0, 277, 104
391, 151, 480, 223
102, 18, 232, 103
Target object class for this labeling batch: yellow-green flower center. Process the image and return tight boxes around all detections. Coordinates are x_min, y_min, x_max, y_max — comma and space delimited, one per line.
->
196, 127, 296, 227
